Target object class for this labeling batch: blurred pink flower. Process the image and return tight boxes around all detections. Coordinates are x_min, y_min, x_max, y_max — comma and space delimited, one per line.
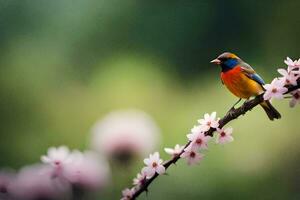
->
263, 78, 288, 100
289, 89, 300, 108
41, 146, 110, 192
121, 188, 135, 200
164, 144, 184, 157
91, 110, 160, 162
0, 171, 15, 199
198, 112, 219, 131
216, 127, 234, 144
143, 152, 165, 178
180, 146, 204, 166
11, 164, 71, 200
63, 151, 110, 190
41, 146, 71, 176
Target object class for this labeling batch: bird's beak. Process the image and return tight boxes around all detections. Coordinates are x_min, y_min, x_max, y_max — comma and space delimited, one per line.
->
210, 58, 221, 65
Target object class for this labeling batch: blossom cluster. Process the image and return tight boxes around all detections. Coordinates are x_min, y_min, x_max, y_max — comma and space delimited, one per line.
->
180, 112, 233, 165
121, 112, 234, 199
0, 146, 110, 200
263, 57, 300, 107
41, 146, 110, 190
121, 152, 166, 200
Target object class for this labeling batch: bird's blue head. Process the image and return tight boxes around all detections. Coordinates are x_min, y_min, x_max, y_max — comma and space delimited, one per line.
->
210, 52, 241, 72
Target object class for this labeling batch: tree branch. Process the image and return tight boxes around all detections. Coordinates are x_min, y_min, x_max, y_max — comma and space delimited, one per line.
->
130, 80, 300, 199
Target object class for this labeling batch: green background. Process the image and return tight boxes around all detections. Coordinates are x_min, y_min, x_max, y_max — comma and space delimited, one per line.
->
0, 0, 299, 199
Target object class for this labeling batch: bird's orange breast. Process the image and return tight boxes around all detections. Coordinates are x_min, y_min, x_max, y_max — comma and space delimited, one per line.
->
221, 66, 264, 99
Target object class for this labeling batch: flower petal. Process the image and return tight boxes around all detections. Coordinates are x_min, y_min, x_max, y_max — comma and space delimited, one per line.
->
156, 165, 165, 174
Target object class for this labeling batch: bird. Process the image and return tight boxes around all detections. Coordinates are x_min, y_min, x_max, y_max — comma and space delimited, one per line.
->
210, 52, 281, 120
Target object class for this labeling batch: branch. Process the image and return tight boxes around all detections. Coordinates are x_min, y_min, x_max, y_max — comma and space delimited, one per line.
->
130, 80, 300, 199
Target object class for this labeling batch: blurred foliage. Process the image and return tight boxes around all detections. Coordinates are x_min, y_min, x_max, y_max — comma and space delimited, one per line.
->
0, 0, 300, 199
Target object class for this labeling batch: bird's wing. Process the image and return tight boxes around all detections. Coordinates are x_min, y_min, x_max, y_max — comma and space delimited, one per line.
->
240, 62, 265, 86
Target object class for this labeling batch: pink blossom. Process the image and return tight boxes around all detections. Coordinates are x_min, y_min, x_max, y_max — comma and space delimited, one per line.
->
164, 144, 184, 157
143, 152, 165, 177
41, 146, 71, 176
198, 112, 219, 131
191, 125, 209, 135
277, 68, 298, 86
285, 57, 300, 67
289, 89, 300, 108
216, 127, 234, 144
11, 164, 71, 200
180, 146, 204, 165
187, 131, 210, 150
133, 168, 148, 187
63, 151, 110, 190
121, 188, 135, 200
0, 171, 15, 198
91, 110, 160, 162
284, 57, 300, 74
263, 78, 288, 100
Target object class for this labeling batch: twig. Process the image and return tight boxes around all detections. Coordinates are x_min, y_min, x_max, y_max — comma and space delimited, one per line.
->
130, 80, 300, 199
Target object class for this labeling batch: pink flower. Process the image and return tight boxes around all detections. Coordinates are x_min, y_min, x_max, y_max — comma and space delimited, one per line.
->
285, 57, 300, 67
187, 131, 210, 150
263, 78, 288, 100
277, 68, 298, 86
41, 147, 111, 191
63, 151, 110, 190
121, 188, 135, 200
0, 171, 15, 198
180, 146, 204, 165
191, 125, 209, 134
289, 89, 300, 108
198, 112, 219, 131
11, 164, 71, 200
133, 168, 148, 187
91, 110, 160, 162
41, 146, 71, 168
284, 57, 300, 75
216, 127, 234, 144
164, 144, 184, 157
143, 152, 165, 177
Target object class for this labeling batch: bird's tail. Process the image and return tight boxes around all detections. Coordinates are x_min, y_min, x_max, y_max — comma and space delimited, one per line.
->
260, 100, 281, 121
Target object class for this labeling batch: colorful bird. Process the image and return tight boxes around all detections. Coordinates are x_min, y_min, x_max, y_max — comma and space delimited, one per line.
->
210, 52, 281, 120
